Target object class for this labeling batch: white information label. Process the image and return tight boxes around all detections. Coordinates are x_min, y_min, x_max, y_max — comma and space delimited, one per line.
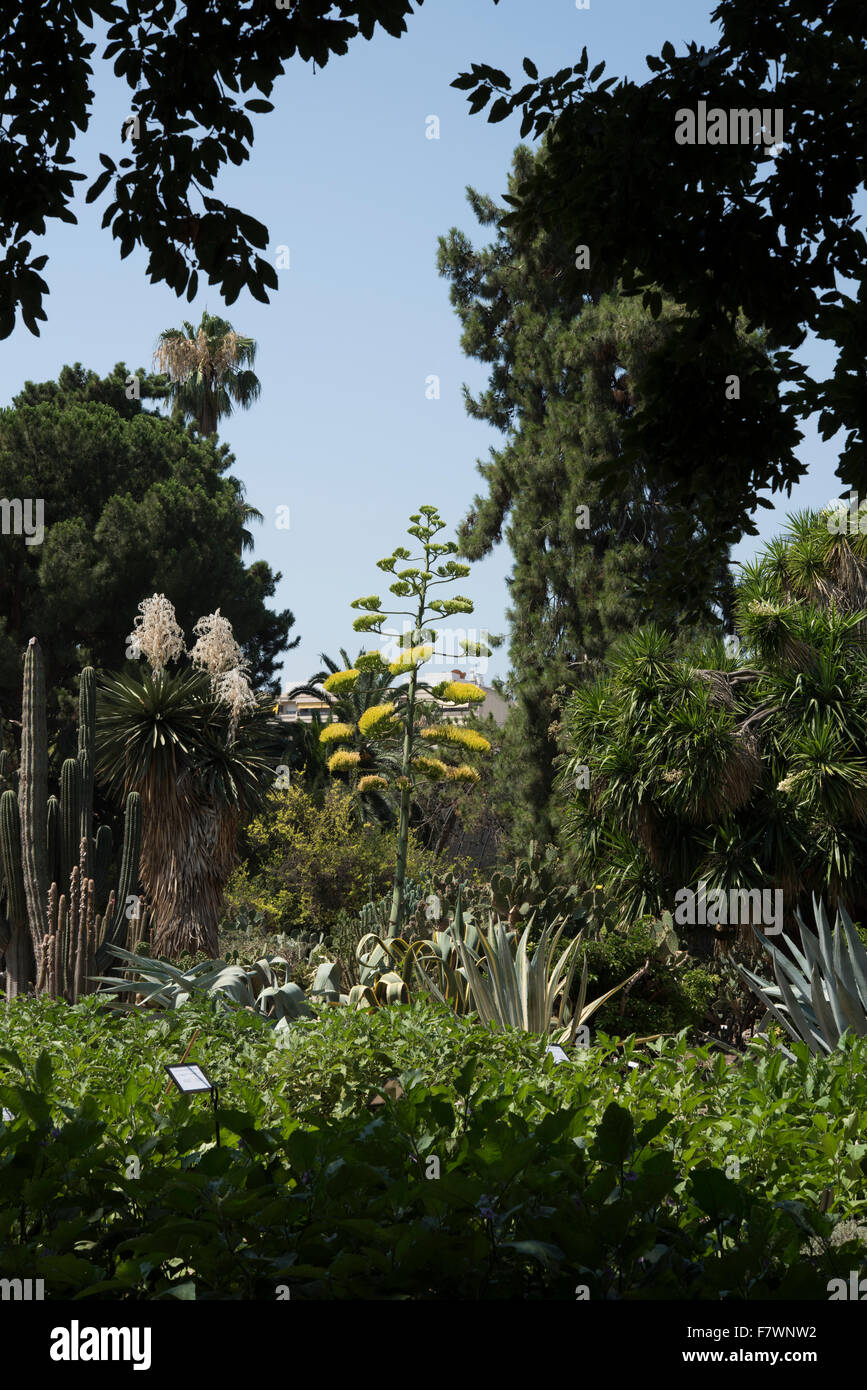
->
167, 1064, 211, 1093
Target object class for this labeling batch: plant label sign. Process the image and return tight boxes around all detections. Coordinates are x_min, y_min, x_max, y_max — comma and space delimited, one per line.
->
166, 1063, 212, 1094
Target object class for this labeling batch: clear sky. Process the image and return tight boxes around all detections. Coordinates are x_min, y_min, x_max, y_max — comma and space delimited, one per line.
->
0, 0, 852, 690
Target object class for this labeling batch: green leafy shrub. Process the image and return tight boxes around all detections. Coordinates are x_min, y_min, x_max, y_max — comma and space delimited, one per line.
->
2, 1000, 866, 1300
577, 920, 719, 1039
224, 783, 442, 936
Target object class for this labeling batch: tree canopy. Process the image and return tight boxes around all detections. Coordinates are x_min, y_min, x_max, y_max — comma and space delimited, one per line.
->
452, 0, 866, 564
438, 146, 771, 841
1, 0, 499, 337
0, 363, 296, 725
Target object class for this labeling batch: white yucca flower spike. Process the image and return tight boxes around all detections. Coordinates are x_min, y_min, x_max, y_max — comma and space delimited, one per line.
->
189, 608, 245, 675
127, 594, 185, 675
213, 666, 257, 743
191, 608, 257, 741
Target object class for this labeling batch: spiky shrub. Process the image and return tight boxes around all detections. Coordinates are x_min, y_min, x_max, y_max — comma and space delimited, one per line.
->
325, 506, 492, 935
735, 895, 867, 1056
96, 595, 283, 960
93, 944, 314, 1026
413, 899, 641, 1041
558, 510, 867, 941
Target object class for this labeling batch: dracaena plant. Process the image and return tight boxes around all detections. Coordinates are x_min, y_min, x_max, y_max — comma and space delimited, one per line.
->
324, 506, 492, 935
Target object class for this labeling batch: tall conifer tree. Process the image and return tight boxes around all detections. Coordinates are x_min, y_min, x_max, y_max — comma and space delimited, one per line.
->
438, 144, 769, 845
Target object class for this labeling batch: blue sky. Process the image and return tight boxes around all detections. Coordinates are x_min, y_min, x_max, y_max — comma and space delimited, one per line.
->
0, 0, 851, 689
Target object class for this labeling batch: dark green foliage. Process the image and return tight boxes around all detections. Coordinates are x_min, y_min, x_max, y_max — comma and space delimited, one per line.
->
438, 150, 741, 840
0, 2, 465, 336
0, 999, 865, 1299
452, 1, 867, 554
578, 922, 719, 1040
0, 365, 297, 723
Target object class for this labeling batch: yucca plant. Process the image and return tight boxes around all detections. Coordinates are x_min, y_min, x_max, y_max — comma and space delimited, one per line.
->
97, 596, 284, 959
735, 895, 867, 1056
559, 509, 867, 938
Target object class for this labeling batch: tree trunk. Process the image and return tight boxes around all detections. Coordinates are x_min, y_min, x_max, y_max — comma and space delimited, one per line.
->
143, 781, 237, 960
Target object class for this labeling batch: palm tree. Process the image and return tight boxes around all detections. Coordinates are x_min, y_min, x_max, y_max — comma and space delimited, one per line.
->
232, 481, 264, 556
153, 311, 262, 437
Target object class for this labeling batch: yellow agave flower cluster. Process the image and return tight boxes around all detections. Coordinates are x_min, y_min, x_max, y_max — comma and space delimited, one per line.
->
389, 644, 434, 675
433, 680, 487, 704
358, 774, 389, 792
318, 667, 486, 787
323, 669, 359, 692
319, 722, 356, 744
327, 748, 361, 772
411, 757, 480, 783
358, 702, 397, 737
420, 724, 491, 753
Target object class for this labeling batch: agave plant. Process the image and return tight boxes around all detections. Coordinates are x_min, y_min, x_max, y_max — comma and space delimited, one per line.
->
735, 895, 867, 1055
92, 944, 314, 1026
403, 887, 638, 1040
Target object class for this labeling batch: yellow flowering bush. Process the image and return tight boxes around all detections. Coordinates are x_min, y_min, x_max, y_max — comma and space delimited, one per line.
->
223, 784, 441, 934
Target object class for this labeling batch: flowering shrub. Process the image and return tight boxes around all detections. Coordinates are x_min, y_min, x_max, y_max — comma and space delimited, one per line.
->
224, 783, 441, 934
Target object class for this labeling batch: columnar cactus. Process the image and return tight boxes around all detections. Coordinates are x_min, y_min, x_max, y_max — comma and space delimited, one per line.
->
19, 637, 50, 976
60, 758, 81, 888
0, 638, 144, 1000
78, 666, 95, 880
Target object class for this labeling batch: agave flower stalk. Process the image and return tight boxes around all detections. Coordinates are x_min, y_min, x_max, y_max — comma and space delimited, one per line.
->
328, 506, 492, 935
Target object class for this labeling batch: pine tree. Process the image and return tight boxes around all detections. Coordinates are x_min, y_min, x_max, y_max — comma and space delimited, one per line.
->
437, 143, 769, 844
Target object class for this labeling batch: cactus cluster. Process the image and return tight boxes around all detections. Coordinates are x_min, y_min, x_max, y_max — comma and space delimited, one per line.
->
487, 840, 584, 932
0, 638, 146, 1001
